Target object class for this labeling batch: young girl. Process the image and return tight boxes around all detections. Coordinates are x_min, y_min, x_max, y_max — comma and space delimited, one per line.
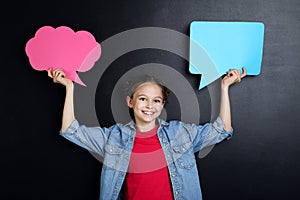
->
48, 67, 246, 200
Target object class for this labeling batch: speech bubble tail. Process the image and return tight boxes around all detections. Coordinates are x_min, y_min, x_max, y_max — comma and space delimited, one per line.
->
199, 78, 207, 90
74, 75, 87, 87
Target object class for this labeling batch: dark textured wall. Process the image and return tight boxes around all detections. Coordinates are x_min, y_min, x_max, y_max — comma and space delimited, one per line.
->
2, 0, 300, 199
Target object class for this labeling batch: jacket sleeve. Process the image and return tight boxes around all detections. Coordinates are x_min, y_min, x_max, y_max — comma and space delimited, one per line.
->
59, 119, 111, 157
190, 116, 234, 153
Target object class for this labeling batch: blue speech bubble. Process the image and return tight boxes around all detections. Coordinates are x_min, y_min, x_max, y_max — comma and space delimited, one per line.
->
189, 21, 265, 89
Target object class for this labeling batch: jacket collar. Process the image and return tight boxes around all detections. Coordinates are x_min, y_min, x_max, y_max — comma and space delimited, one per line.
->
125, 118, 169, 130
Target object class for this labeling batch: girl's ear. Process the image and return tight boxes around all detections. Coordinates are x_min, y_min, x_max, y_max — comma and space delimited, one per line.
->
126, 96, 133, 108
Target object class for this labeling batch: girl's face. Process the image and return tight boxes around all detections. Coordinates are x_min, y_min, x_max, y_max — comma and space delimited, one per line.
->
126, 82, 164, 128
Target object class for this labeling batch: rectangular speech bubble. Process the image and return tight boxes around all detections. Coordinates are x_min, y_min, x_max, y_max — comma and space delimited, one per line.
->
189, 21, 265, 89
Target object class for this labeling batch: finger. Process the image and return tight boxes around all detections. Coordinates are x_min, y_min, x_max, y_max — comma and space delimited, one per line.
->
237, 71, 242, 82
241, 66, 247, 78
54, 69, 64, 79
233, 69, 241, 76
227, 71, 233, 78
227, 69, 235, 77
230, 70, 240, 83
58, 71, 66, 79
53, 72, 59, 82
228, 68, 239, 75
234, 70, 241, 82
53, 70, 62, 82
53, 69, 58, 77
232, 70, 241, 83
227, 68, 234, 75
47, 69, 53, 78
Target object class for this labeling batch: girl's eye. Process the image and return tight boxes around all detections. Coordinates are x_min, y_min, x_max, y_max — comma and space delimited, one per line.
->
154, 99, 161, 103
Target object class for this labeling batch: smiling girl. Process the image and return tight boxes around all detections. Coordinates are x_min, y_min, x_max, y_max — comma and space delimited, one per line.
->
48, 67, 246, 200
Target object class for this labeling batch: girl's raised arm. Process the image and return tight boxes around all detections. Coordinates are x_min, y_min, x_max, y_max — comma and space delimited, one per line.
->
48, 69, 75, 132
219, 67, 247, 131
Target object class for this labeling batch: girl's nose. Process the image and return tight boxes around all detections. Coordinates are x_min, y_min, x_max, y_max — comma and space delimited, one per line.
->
146, 100, 153, 108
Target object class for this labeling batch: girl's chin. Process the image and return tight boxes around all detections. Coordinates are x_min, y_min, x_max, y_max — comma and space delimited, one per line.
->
141, 117, 155, 122
137, 115, 157, 123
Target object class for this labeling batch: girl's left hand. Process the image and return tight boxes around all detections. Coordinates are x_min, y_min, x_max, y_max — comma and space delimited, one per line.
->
222, 67, 247, 88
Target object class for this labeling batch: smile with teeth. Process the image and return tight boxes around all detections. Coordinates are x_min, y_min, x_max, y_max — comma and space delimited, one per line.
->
142, 110, 154, 115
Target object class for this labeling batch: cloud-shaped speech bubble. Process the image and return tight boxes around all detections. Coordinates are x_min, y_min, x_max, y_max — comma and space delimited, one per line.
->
189, 21, 265, 90
25, 26, 101, 86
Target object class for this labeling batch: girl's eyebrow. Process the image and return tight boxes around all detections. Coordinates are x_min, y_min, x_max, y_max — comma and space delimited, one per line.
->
137, 94, 163, 99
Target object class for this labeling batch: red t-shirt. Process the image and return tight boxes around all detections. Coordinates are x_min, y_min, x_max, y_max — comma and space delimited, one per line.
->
124, 125, 174, 200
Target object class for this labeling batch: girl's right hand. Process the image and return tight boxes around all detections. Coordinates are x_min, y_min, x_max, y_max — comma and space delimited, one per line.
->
47, 68, 73, 88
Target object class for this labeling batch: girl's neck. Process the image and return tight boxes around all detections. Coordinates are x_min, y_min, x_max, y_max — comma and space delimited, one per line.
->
135, 121, 157, 132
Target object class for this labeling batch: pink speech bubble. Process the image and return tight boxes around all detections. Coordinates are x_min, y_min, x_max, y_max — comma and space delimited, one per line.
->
25, 26, 101, 86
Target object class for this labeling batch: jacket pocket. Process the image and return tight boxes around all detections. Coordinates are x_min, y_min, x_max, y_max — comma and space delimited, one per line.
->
103, 143, 125, 170
105, 142, 124, 154
172, 141, 196, 170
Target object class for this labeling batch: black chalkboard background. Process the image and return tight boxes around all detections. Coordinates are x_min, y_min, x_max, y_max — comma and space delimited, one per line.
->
2, 0, 300, 199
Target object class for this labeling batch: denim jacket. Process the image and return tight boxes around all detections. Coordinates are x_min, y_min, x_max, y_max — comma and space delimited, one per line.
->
60, 116, 233, 200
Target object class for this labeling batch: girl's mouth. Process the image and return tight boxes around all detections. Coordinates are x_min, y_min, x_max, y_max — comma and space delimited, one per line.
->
142, 110, 154, 115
